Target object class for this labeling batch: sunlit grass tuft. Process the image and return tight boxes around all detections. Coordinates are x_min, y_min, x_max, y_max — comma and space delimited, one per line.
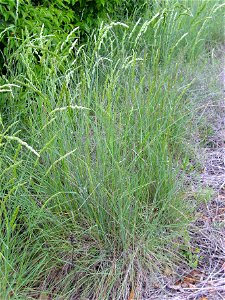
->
0, 1, 224, 298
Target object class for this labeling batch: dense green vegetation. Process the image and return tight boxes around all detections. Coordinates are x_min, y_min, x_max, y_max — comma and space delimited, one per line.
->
0, 0, 122, 35
0, 1, 224, 299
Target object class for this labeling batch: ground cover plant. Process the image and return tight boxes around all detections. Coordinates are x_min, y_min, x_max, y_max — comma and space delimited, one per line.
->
0, 0, 224, 299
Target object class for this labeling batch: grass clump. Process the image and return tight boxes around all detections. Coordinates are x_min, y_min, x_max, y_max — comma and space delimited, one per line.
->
0, 1, 224, 299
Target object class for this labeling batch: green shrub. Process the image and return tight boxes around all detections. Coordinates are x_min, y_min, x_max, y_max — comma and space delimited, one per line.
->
0, 0, 123, 71
0, 0, 123, 34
